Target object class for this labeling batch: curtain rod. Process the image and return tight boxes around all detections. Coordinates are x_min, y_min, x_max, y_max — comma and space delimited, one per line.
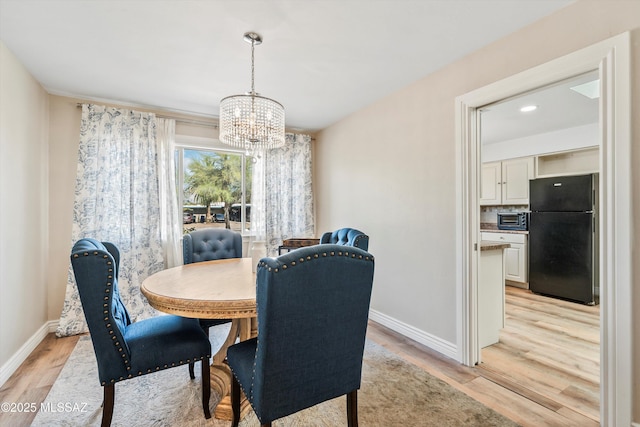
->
74, 103, 315, 138
76, 103, 218, 128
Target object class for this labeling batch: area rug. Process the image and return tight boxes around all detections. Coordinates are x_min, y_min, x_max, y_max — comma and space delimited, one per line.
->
32, 331, 519, 426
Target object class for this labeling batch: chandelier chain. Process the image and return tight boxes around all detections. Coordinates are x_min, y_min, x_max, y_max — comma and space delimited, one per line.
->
250, 38, 255, 95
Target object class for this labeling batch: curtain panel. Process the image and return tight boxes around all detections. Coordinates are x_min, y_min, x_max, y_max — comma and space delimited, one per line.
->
56, 104, 177, 337
251, 133, 314, 256
156, 118, 182, 267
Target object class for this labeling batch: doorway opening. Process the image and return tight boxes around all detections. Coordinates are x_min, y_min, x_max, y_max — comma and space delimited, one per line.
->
454, 32, 632, 426
477, 72, 601, 422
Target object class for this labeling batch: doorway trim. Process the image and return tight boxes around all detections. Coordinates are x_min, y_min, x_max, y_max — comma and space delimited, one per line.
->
454, 32, 631, 426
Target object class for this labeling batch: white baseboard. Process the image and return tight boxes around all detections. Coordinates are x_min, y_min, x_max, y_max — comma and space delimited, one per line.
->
0, 320, 59, 388
369, 309, 458, 360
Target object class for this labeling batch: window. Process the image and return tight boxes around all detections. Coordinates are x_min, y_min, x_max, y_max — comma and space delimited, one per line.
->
175, 145, 252, 235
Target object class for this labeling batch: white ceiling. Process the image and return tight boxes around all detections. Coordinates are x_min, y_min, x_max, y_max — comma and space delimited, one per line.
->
481, 70, 600, 144
0, 0, 575, 132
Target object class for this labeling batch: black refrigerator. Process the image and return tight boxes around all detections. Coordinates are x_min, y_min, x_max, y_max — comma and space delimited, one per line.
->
528, 174, 599, 305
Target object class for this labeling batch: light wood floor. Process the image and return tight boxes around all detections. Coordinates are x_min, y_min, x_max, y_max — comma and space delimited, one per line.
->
479, 286, 600, 425
368, 287, 600, 427
0, 287, 599, 427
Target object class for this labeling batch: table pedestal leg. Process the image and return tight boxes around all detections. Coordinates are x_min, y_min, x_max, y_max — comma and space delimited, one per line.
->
209, 317, 256, 421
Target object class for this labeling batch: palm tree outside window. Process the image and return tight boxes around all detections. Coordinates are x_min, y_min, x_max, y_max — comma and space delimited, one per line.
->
175, 148, 252, 234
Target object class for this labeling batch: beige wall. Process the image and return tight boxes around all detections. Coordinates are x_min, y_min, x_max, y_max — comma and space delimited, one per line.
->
1, 0, 638, 421
315, 0, 639, 421
0, 42, 49, 367
47, 96, 82, 320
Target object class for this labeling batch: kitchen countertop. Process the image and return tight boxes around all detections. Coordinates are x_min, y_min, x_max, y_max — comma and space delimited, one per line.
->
480, 241, 511, 251
480, 223, 528, 235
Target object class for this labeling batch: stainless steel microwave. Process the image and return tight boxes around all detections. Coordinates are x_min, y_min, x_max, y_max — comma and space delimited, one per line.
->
497, 212, 528, 230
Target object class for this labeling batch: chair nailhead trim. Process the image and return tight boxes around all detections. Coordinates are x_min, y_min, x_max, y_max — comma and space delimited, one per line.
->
104, 355, 211, 384
79, 249, 225, 385
258, 247, 374, 273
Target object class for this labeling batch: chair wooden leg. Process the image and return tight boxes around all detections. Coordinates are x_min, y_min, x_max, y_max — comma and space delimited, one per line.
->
231, 375, 241, 427
202, 359, 211, 419
347, 390, 358, 427
101, 384, 114, 427
191, 325, 210, 380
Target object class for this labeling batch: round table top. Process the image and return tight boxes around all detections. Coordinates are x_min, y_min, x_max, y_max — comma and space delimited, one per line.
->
141, 257, 257, 319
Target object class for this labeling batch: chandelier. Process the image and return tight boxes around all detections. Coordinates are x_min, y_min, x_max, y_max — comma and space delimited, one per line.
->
219, 32, 285, 157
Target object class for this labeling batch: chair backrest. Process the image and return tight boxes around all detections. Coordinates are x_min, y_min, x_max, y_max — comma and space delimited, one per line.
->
252, 244, 375, 422
183, 228, 242, 264
70, 238, 132, 384
320, 227, 369, 251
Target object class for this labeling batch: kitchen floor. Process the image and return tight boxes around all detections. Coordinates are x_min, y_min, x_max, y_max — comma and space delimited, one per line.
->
478, 286, 600, 424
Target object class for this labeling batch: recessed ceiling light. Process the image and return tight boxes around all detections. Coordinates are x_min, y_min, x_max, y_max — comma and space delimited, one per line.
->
520, 105, 538, 113
570, 79, 600, 99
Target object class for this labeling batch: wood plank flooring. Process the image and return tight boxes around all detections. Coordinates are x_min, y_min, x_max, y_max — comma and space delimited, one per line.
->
368, 287, 600, 427
478, 286, 600, 424
0, 288, 599, 426
0, 333, 80, 427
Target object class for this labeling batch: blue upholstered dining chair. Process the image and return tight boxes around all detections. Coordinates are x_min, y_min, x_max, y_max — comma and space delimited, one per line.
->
227, 244, 375, 427
183, 228, 243, 264
70, 238, 212, 427
320, 227, 369, 251
183, 228, 242, 376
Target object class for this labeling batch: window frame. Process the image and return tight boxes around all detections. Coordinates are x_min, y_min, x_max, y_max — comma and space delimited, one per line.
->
175, 135, 253, 236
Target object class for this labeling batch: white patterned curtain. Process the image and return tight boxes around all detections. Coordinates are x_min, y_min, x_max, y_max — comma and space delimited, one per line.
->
56, 104, 177, 337
156, 118, 182, 267
251, 133, 314, 256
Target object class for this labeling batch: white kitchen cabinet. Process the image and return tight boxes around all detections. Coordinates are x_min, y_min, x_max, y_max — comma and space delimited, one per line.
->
481, 232, 528, 285
535, 146, 599, 178
480, 162, 502, 205
480, 157, 534, 206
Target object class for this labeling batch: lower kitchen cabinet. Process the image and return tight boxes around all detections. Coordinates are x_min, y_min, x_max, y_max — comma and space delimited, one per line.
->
481, 232, 528, 285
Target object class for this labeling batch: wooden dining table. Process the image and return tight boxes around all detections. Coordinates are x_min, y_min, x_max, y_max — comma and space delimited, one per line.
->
140, 257, 257, 421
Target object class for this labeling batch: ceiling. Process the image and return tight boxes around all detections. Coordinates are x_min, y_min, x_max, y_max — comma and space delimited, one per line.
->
0, 0, 575, 132
481, 70, 600, 144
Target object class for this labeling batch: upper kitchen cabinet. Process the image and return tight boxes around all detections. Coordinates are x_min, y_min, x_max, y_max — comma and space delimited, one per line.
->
480, 157, 534, 206
535, 146, 599, 178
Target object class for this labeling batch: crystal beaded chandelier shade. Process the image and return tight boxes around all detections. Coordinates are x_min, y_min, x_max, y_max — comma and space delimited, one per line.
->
219, 32, 285, 155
